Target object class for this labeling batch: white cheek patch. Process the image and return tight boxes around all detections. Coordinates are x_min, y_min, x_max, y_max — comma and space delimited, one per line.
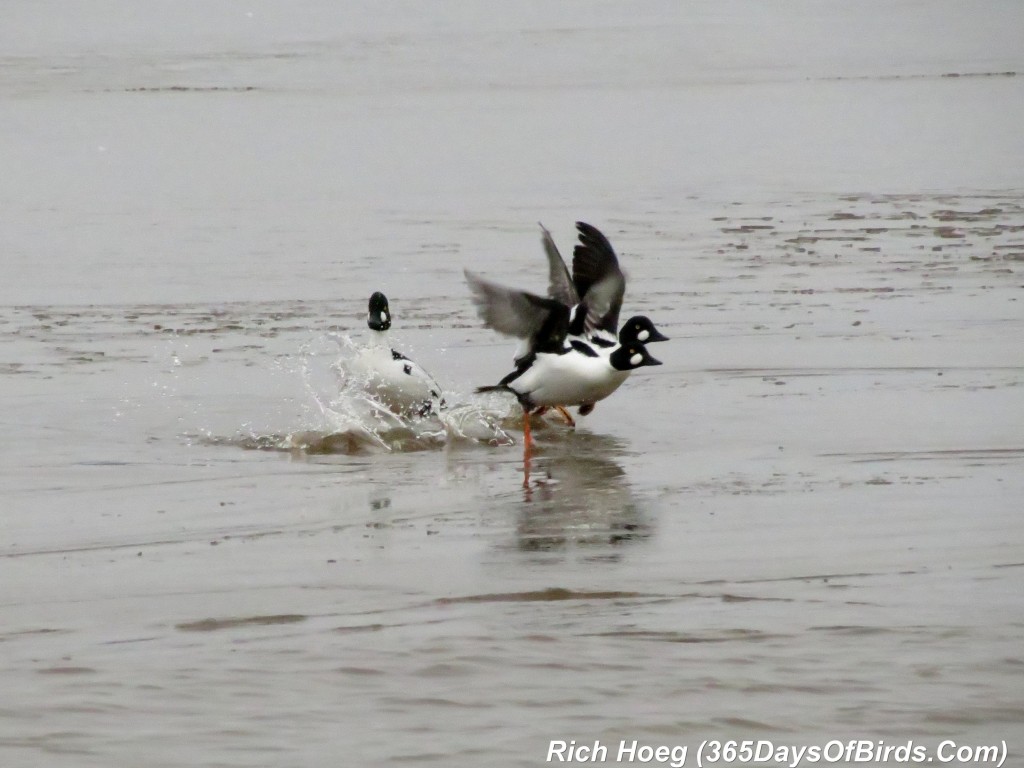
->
638, 329, 650, 342
381, 311, 389, 323
630, 352, 643, 366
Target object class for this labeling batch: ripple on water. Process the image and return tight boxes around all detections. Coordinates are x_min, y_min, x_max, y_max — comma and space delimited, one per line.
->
175, 614, 308, 632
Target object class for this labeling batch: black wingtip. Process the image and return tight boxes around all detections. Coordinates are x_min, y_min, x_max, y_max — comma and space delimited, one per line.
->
571, 222, 623, 311
573, 222, 618, 259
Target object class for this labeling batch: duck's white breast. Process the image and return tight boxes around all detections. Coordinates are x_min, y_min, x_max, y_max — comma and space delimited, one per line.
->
512, 352, 630, 407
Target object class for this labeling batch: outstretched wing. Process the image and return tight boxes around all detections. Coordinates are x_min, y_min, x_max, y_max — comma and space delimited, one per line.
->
540, 223, 579, 308
572, 221, 627, 336
464, 269, 569, 355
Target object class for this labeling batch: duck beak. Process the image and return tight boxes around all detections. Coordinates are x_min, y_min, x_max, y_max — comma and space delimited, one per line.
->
646, 354, 663, 366
649, 329, 669, 342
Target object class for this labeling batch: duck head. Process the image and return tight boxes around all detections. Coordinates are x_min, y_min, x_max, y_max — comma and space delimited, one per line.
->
609, 343, 662, 371
367, 291, 391, 331
618, 316, 668, 346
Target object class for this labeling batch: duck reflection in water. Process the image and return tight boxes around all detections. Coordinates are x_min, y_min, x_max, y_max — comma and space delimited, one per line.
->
516, 431, 652, 552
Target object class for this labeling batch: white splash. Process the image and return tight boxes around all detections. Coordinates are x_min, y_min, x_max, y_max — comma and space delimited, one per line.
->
291, 333, 512, 453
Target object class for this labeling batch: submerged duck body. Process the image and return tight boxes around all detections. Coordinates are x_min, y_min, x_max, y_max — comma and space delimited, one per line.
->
347, 292, 444, 417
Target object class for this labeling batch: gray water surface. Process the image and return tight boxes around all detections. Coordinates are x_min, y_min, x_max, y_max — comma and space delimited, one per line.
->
2, 2, 1023, 766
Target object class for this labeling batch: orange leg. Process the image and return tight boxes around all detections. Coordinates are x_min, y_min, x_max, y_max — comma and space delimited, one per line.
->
554, 406, 576, 427
522, 446, 532, 491
521, 408, 533, 488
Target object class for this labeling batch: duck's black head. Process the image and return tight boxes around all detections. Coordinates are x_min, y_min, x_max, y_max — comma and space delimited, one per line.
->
367, 291, 391, 331
609, 344, 662, 371
618, 316, 668, 346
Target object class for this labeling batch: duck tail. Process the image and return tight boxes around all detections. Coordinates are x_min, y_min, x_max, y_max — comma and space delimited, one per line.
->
475, 384, 510, 395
